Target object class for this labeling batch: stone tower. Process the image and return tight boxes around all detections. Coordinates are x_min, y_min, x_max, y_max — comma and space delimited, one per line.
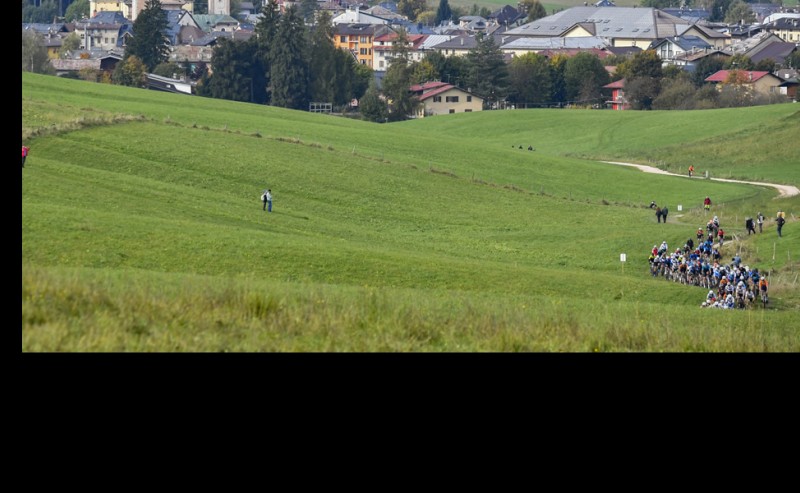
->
209, 0, 230, 15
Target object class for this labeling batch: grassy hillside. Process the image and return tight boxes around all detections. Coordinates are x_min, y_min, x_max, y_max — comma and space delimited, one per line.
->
21, 73, 800, 351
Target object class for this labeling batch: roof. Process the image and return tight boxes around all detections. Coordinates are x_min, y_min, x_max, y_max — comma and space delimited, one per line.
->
661, 7, 711, 23
501, 36, 608, 50
412, 83, 483, 101
192, 14, 239, 32
747, 42, 798, 64
410, 81, 450, 92
603, 78, 626, 89
604, 45, 643, 56
22, 23, 69, 35
488, 5, 525, 25
538, 47, 612, 59
704, 70, 771, 83
432, 34, 479, 50
651, 34, 711, 51
505, 6, 690, 39
88, 11, 129, 24
334, 23, 383, 35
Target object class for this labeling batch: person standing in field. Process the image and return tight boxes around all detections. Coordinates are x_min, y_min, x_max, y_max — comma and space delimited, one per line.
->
264, 189, 272, 212
22, 145, 29, 168
661, 206, 669, 223
704, 196, 711, 211
776, 214, 785, 237
655, 206, 663, 223
745, 217, 756, 235
757, 212, 764, 233
688, 165, 694, 177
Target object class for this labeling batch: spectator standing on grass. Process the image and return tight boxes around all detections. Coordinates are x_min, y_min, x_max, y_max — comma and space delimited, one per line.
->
661, 206, 669, 223
656, 206, 662, 223
22, 145, 29, 168
265, 189, 272, 212
776, 214, 785, 237
745, 217, 756, 235
757, 212, 764, 233
704, 196, 711, 211
688, 165, 694, 177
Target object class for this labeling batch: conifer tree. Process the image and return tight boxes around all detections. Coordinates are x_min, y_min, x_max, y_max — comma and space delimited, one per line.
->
435, 0, 453, 26
125, 0, 169, 72
269, 6, 310, 109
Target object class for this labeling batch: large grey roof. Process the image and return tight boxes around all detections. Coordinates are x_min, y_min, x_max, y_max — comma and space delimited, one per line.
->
505, 6, 690, 40
501, 36, 608, 50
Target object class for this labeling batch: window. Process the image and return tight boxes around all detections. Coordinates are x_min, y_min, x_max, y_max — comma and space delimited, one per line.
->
360, 36, 368, 43
465, 109, 472, 112
446, 96, 460, 102
360, 48, 368, 55
466, 96, 472, 102
340, 36, 346, 43
449, 109, 455, 113
433, 96, 442, 102
379, 61, 384, 68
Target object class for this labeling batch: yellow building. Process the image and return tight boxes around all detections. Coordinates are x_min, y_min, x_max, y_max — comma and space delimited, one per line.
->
333, 23, 386, 68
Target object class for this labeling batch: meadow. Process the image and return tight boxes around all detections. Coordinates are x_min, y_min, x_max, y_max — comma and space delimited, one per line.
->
21, 73, 800, 351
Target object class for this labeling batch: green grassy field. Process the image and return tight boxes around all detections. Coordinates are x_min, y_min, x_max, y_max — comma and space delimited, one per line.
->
21, 73, 800, 351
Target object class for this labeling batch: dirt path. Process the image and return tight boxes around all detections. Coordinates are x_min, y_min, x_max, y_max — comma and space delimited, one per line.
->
601, 161, 800, 198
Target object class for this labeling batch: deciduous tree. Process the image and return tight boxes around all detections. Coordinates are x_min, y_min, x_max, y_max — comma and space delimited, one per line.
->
507, 52, 552, 107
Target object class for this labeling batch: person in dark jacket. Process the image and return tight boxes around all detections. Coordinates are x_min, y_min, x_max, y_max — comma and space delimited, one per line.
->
745, 217, 756, 235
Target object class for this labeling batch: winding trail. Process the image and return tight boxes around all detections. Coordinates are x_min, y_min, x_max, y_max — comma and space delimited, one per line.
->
601, 161, 800, 198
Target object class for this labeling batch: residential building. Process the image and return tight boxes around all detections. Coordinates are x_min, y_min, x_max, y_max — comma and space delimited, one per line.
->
209, 0, 231, 15
410, 81, 484, 117
650, 35, 712, 67
373, 32, 427, 70
74, 10, 128, 50
704, 70, 785, 97
603, 78, 629, 110
334, 23, 391, 67
763, 16, 800, 43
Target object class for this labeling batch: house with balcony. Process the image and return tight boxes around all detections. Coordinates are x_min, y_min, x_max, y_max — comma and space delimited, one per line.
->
650, 35, 712, 67
410, 81, 484, 117
334, 23, 392, 67
603, 78, 629, 110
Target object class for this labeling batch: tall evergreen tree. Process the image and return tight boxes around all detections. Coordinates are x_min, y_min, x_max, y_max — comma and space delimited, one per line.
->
255, 0, 280, 104
381, 28, 417, 121
309, 11, 338, 105
204, 37, 265, 103
462, 33, 509, 108
435, 0, 453, 26
125, 0, 169, 72
269, 6, 310, 110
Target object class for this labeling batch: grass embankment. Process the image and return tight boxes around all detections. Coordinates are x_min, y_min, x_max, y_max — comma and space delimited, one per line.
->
21, 73, 800, 351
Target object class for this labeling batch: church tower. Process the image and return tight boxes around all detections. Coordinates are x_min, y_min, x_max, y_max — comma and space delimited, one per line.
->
208, 0, 230, 15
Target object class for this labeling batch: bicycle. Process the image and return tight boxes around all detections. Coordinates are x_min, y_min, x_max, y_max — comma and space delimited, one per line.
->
761, 291, 769, 308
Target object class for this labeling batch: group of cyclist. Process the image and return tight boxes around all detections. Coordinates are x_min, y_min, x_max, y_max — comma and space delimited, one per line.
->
648, 216, 769, 309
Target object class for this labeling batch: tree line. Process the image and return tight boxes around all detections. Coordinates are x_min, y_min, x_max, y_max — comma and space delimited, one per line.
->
22, 0, 798, 118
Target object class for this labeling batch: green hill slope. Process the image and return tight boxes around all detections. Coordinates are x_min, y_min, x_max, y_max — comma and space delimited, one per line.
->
21, 73, 800, 351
